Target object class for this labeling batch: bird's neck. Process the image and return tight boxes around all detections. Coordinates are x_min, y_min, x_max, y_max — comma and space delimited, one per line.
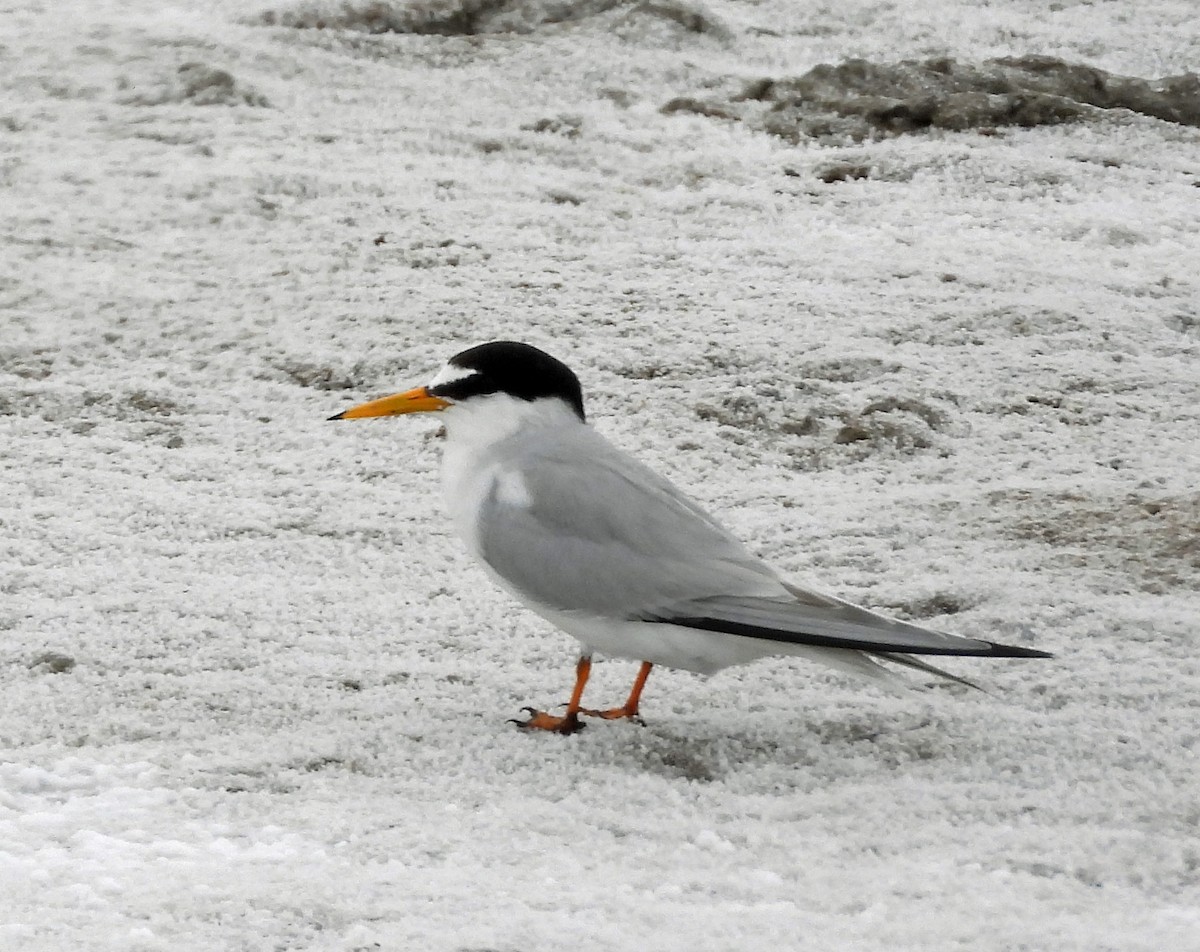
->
438, 395, 583, 553
441, 393, 582, 458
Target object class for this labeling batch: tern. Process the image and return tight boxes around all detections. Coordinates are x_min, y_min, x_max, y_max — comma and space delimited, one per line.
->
331, 341, 1049, 734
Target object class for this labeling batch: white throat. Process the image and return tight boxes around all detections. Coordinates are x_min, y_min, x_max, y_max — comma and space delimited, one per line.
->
442, 392, 580, 455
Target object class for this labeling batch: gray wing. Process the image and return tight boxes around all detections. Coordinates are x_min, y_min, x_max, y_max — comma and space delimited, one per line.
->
475, 427, 785, 619
657, 585, 1052, 658
477, 426, 1051, 660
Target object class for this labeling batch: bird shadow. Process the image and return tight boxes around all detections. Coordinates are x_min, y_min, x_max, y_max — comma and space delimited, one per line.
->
580, 710, 952, 783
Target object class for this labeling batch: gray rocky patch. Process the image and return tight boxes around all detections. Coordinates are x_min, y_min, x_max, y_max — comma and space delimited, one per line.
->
995, 490, 1200, 594
520, 114, 584, 138
660, 96, 739, 120
398, 237, 490, 268
800, 356, 902, 383
696, 385, 960, 469
814, 162, 872, 183
275, 360, 371, 391
1164, 311, 1199, 336
256, 0, 627, 35
0, 345, 56, 381
29, 652, 77, 674
669, 55, 1200, 141
121, 63, 270, 107
695, 392, 770, 431
882, 592, 973, 620
831, 396, 958, 452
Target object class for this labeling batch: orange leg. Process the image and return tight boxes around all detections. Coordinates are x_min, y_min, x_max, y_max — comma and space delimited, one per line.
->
581, 661, 653, 723
512, 656, 591, 734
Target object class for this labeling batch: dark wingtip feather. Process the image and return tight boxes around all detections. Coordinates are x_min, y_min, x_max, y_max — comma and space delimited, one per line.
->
662, 613, 1053, 658
983, 644, 1054, 659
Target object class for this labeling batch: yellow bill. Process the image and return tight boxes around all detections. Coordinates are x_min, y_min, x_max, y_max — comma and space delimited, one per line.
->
328, 386, 450, 420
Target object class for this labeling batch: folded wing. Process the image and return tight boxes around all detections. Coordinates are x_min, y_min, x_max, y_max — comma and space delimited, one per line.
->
475, 428, 788, 618
654, 587, 1051, 657
477, 426, 1050, 662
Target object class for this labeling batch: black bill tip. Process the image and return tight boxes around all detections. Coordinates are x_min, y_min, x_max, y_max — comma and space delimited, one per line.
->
327, 411, 346, 421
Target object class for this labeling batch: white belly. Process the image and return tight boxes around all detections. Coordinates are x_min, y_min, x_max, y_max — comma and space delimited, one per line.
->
537, 609, 778, 675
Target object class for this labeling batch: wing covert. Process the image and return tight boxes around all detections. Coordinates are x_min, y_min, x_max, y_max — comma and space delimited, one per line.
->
474, 427, 783, 619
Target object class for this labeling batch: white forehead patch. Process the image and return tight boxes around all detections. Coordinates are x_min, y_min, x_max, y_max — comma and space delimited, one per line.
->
427, 363, 479, 390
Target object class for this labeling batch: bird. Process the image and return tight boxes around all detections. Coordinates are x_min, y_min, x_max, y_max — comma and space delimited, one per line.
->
330, 340, 1050, 734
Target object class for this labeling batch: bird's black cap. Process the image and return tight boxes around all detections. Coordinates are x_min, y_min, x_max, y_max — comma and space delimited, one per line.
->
430, 341, 586, 421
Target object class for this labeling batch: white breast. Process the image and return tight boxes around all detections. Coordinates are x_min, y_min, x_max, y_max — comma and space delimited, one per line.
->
437, 391, 577, 555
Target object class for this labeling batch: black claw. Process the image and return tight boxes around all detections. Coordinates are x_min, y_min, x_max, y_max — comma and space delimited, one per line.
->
507, 710, 587, 733
508, 707, 536, 728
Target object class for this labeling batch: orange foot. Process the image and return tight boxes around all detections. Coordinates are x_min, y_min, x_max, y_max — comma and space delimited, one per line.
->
580, 662, 653, 725
510, 707, 586, 735
580, 705, 644, 725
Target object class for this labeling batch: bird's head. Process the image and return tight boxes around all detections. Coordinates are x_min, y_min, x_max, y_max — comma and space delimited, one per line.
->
329, 340, 586, 426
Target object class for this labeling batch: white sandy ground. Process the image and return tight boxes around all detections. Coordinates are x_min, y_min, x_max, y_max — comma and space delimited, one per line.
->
2, 0, 1199, 949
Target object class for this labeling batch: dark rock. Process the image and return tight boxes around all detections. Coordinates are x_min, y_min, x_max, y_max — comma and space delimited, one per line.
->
521, 115, 584, 138
669, 55, 1200, 141
660, 97, 739, 120
256, 0, 627, 36
30, 652, 76, 674
123, 63, 270, 107
815, 162, 872, 183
